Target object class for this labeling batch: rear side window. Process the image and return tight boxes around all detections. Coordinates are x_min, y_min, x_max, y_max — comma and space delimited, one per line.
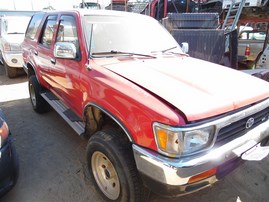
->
40, 15, 57, 49
25, 13, 44, 40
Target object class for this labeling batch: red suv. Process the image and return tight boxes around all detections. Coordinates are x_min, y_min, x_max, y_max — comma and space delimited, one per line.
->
22, 10, 269, 201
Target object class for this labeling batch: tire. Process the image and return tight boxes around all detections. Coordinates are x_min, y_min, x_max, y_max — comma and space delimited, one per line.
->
10, 139, 19, 188
4, 61, 17, 78
86, 129, 146, 202
28, 75, 50, 113
0, 140, 19, 198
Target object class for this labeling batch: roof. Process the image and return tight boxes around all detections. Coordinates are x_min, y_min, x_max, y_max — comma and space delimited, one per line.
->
39, 9, 149, 19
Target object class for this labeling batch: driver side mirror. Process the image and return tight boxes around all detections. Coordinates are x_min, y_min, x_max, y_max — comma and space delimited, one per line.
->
54, 42, 77, 59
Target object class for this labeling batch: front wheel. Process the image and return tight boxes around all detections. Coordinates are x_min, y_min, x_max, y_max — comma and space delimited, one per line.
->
86, 129, 146, 202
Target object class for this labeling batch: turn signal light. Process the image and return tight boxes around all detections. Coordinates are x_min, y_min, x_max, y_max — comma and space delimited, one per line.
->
188, 167, 217, 184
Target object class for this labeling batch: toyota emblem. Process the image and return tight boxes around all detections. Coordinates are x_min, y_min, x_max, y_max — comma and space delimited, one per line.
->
246, 117, 255, 129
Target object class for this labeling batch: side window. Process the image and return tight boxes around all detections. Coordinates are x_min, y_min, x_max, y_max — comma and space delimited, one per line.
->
240, 32, 248, 40
240, 31, 266, 41
56, 15, 79, 51
25, 13, 44, 40
40, 15, 57, 49
252, 32, 266, 41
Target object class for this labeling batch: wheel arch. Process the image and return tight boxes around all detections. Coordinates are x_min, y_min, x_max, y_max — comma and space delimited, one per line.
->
26, 62, 37, 77
255, 51, 264, 68
83, 102, 134, 143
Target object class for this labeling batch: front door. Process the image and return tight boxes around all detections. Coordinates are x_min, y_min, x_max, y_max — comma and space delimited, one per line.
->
50, 14, 84, 116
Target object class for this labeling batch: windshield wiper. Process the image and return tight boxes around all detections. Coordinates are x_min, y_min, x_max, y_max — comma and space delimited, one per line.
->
151, 46, 178, 53
92, 50, 156, 58
151, 46, 189, 56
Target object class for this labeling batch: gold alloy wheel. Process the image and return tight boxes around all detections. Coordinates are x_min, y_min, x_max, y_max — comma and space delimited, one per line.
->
91, 151, 120, 200
29, 82, 37, 107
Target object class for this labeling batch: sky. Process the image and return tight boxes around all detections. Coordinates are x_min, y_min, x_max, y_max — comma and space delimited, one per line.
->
0, 0, 81, 11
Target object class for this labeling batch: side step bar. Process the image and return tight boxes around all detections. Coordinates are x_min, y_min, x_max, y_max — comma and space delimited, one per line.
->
41, 91, 85, 136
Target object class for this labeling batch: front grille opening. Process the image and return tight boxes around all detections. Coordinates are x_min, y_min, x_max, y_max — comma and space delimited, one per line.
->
214, 107, 269, 147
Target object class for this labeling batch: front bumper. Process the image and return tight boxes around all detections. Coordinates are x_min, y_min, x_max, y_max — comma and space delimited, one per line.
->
133, 118, 269, 197
1, 51, 24, 68
0, 136, 19, 197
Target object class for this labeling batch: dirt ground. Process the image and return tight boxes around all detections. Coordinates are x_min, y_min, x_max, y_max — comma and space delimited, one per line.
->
0, 65, 269, 202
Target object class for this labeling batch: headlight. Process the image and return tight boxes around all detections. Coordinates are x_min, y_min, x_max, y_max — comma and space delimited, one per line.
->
2, 41, 21, 52
183, 126, 215, 154
153, 122, 215, 158
9, 43, 22, 51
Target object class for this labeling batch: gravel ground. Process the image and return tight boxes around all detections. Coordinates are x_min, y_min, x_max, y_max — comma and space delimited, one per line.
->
1, 65, 269, 202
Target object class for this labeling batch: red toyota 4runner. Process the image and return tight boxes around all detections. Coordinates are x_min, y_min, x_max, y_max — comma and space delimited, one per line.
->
22, 10, 269, 201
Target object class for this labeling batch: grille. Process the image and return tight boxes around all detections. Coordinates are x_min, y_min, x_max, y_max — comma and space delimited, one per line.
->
215, 107, 269, 147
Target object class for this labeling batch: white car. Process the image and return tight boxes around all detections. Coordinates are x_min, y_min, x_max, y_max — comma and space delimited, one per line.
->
0, 15, 31, 78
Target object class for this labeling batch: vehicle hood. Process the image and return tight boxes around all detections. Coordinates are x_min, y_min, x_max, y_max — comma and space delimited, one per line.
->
99, 56, 269, 121
2, 34, 25, 44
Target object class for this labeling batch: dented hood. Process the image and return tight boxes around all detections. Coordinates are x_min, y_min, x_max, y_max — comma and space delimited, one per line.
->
100, 56, 269, 121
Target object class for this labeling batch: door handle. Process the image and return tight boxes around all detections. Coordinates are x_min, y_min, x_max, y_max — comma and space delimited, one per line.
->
50, 58, 56, 64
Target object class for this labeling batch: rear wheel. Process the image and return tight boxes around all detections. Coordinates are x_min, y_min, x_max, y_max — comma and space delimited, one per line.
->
4, 61, 17, 78
29, 75, 50, 113
86, 129, 146, 202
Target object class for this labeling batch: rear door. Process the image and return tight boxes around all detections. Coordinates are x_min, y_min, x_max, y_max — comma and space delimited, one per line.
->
35, 15, 59, 93
22, 12, 45, 79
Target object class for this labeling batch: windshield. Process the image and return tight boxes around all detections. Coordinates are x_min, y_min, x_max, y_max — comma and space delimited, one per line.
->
3, 16, 30, 34
82, 14, 183, 57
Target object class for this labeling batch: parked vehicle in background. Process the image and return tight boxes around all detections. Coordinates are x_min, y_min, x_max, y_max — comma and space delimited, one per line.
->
79, 1, 101, 9
0, 109, 19, 197
238, 25, 267, 68
0, 15, 31, 78
22, 10, 269, 201
0, 11, 36, 17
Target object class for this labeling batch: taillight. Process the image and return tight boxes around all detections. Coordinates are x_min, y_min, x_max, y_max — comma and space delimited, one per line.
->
0, 120, 9, 147
245, 44, 250, 57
